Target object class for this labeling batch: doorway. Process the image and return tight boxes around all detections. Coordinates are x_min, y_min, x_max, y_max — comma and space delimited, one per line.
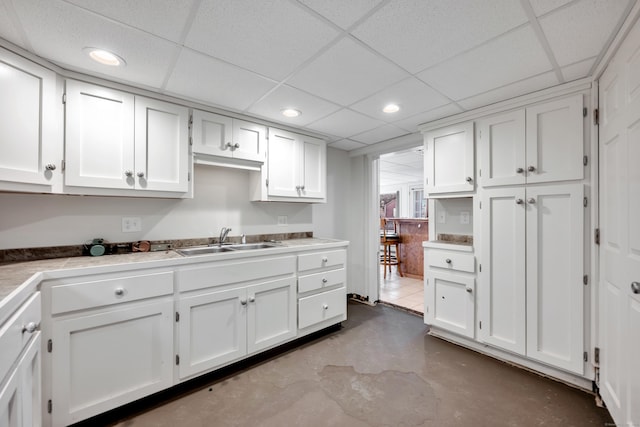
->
377, 147, 427, 313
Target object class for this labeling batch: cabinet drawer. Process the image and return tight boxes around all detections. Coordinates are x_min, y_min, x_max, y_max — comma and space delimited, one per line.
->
0, 292, 41, 384
298, 250, 346, 272
298, 287, 346, 330
51, 271, 173, 314
298, 268, 345, 294
427, 251, 475, 273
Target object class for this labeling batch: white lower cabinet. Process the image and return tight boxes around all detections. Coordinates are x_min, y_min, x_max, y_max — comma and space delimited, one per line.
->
480, 184, 584, 374
424, 247, 476, 339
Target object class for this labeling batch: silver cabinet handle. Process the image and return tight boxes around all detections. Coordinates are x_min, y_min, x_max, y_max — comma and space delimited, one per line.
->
248, 296, 255, 303
234, 143, 240, 149
240, 298, 247, 306
225, 142, 233, 149
22, 322, 39, 334
465, 176, 473, 183
516, 199, 524, 205
137, 172, 145, 178
516, 167, 524, 174
45, 163, 56, 171
115, 287, 125, 296
322, 304, 329, 310
445, 258, 452, 264
295, 185, 301, 190
632, 282, 640, 294
466, 287, 473, 293
528, 165, 536, 172
527, 198, 536, 204
125, 170, 133, 177
322, 278, 328, 284
322, 257, 328, 263
300, 185, 305, 190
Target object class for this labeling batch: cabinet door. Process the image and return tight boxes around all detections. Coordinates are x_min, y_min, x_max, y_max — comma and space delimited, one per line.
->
0, 366, 20, 427
425, 269, 475, 338
478, 110, 526, 187
65, 80, 135, 189
424, 122, 474, 194
300, 136, 326, 200
192, 110, 233, 158
525, 184, 584, 374
134, 97, 189, 192
267, 128, 300, 197
0, 48, 58, 189
525, 95, 584, 184
19, 333, 41, 427
232, 119, 266, 162
177, 287, 247, 380
479, 188, 526, 355
247, 277, 296, 354
51, 299, 173, 426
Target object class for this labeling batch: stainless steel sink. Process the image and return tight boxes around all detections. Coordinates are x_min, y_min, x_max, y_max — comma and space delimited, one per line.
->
176, 242, 278, 256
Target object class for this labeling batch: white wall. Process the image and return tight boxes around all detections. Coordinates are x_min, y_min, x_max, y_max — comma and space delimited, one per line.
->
432, 198, 474, 236
0, 164, 317, 249
345, 155, 367, 297
312, 147, 349, 240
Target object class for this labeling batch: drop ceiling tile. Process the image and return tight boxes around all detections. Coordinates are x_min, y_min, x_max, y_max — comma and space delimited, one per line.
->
352, 0, 528, 73
288, 37, 408, 106
165, 49, 277, 111
298, 0, 383, 29
351, 124, 408, 145
63, 0, 198, 42
350, 77, 451, 122
12, 0, 177, 88
329, 139, 367, 151
392, 103, 464, 132
417, 25, 552, 101
185, 0, 339, 80
457, 71, 558, 110
529, 0, 572, 16
306, 108, 382, 138
540, 0, 631, 67
247, 84, 341, 126
0, 2, 23, 47
561, 57, 596, 82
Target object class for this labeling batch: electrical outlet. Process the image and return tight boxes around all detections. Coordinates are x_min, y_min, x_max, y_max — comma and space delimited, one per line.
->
122, 217, 142, 232
437, 211, 446, 224
460, 211, 470, 225
277, 215, 288, 226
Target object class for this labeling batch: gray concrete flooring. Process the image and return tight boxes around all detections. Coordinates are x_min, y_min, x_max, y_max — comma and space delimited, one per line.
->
107, 301, 612, 427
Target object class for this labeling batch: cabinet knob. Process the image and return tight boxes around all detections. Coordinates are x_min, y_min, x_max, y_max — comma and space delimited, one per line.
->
300, 185, 305, 191
445, 258, 452, 264
465, 176, 473, 183
233, 143, 240, 149
240, 298, 247, 306
527, 198, 536, 204
516, 198, 524, 205
322, 278, 328, 284
528, 165, 536, 172
322, 257, 328, 263
295, 185, 301, 190
466, 287, 473, 293
137, 172, 145, 178
322, 304, 329, 310
516, 167, 524, 174
45, 163, 56, 171
22, 321, 39, 334
114, 287, 125, 296
248, 296, 255, 303
125, 170, 133, 177
225, 142, 233, 149
632, 282, 640, 294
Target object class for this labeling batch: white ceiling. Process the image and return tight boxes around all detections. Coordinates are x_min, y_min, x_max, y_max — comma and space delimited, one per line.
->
379, 147, 424, 186
0, 0, 634, 151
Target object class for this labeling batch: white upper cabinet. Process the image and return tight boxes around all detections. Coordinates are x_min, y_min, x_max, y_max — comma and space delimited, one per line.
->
424, 122, 475, 195
251, 128, 326, 202
192, 110, 266, 165
65, 80, 189, 196
479, 94, 584, 187
0, 47, 59, 192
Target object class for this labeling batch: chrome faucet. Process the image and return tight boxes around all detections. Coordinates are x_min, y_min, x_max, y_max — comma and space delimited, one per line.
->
219, 227, 231, 246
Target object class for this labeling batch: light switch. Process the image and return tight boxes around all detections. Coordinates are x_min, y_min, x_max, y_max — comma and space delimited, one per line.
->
122, 217, 142, 232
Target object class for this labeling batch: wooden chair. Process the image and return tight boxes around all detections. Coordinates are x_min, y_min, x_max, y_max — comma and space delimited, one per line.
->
380, 218, 402, 279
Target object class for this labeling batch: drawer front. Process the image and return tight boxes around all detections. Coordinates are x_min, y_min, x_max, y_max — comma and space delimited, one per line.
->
298, 268, 345, 294
51, 271, 173, 314
298, 250, 346, 272
177, 256, 296, 292
298, 287, 346, 330
427, 250, 475, 273
0, 292, 41, 384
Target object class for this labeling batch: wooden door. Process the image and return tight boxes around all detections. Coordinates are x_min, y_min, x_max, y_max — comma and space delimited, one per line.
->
479, 187, 526, 355
247, 277, 296, 354
424, 122, 474, 194
65, 80, 134, 189
525, 94, 584, 184
0, 48, 57, 189
134, 97, 189, 192
178, 287, 247, 380
300, 135, 326, 199
525, 184, 584, 374
478, 110, 526, 187
232, 119, 266, 162
191, 110, 233, 158
599, 18, 640, 425
267, 128, 300, 197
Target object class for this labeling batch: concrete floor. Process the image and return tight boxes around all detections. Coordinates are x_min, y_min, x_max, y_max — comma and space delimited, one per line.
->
94, 302, 612, 427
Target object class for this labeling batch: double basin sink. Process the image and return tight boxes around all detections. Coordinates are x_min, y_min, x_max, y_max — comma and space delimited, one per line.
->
176, 242, 278, 256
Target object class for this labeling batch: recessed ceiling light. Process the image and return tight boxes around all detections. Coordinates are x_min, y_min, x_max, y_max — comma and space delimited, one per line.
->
84, 47, 126, 66
383, 103, 400, 113
282, 108, 301, 118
